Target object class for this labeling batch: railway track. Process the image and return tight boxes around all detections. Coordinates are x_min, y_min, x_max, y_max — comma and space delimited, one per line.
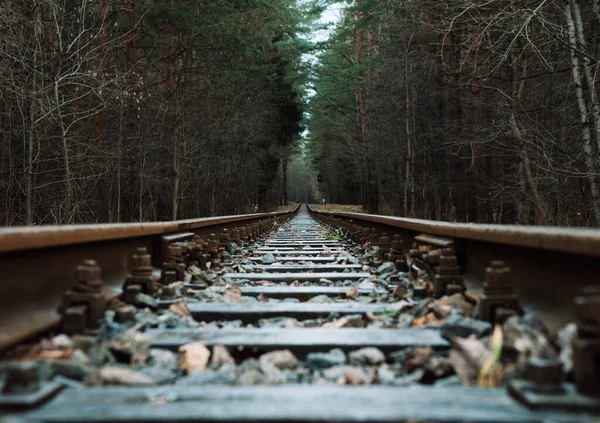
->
0, 205, 598, 422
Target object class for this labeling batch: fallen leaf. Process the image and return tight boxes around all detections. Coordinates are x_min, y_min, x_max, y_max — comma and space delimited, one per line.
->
323, 317, 349, 328
257, 293, 269, 302
345, 287, 359, 300
28, 349, 73, 360
412, 312, 443, 327
223, 285, 242, 304
478, 325, 503, 387
179, 342, 211, 373
450, 335, 491, 386
168, 301, 191, 317
206, 261, 211, 270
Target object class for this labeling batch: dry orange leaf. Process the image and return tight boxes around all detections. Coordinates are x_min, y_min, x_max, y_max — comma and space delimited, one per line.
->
179, 342, 211, 374
411, 312, 443, 327
27, 349, 73, 360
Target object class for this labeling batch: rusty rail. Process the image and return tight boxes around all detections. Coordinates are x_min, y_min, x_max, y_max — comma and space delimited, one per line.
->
307, 205, 600, 330
0, 206, 299, 351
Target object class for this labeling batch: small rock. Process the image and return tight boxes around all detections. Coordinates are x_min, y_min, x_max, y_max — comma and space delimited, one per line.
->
557, 323, 577, 374
348, 347, 385, 366
259, 361, 287, 384
212, 345, 235, 369
108, 330, 150, 365
336, 367, 371, 385
376, 364, 397, 385
345, 287, 359, 300
343, 314, 366, 328
391, 368, 425, 386
404, 347, 434, 373
261, 254, 277, 265
160, 313, 198, 329
223, 285, 242, 304
134, 293, 158, 310
308, 295, 332, 304
71, 335, 96, 352
240, 296, 258, 305
356, 296, 375, 304
396, 313, 414, 329
306, 348, 347, 370
319, 278, 334, 285
98, 366, 154, 386
388, 349, 410, 364
134, 310, 160, 328
440, 312, 492, 340
219, 320, 243, 329
177, 364, 236, 386
357, 279, 376, 289
503, 315, 554, 363
430, 294, 474, 318
70, 349, 92, 365
51, 334, 74, 348
300, 319, 320, 327
259, 317, 300, 328
148, 349, 179, 372
195, 290, 224, 301
238, 368, 266, 385
322, 365, 356, 381
376, 262, 395, 275
259, 350, 298, 370
420, 357, 454, 384
282, 369, 299, 383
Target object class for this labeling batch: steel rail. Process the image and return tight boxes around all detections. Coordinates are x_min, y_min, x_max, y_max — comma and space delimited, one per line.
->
0, 206, 299, 351
307, 205, 600, 329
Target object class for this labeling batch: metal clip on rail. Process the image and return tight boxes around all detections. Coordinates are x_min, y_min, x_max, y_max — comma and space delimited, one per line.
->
0, 361, 64, 409
508, 285, 600, 411
59, 260, 107, 335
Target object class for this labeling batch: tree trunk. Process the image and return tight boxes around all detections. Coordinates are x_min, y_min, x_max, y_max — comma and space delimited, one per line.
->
54, 78, 72, 221
281, 157, 288, 206
571, 0, 600, 155
566, 1, 600, 224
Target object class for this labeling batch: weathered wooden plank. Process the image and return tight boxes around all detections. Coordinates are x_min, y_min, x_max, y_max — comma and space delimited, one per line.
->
240, 264, 363, 272
256, 248, 344, 252
193, 286, 384, 299
223, 272, 370, 281
185, 302, 391, 323
147, 327, 449, 351
22, 385, 586, 423
266, 241, 341, 245
249, 256, 338, 262
251, 251, 336, 256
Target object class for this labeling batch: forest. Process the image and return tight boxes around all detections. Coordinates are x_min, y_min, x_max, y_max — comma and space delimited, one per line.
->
2, 1, 600, 226
0, 0, 305, 225
301, 0, 600, 226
